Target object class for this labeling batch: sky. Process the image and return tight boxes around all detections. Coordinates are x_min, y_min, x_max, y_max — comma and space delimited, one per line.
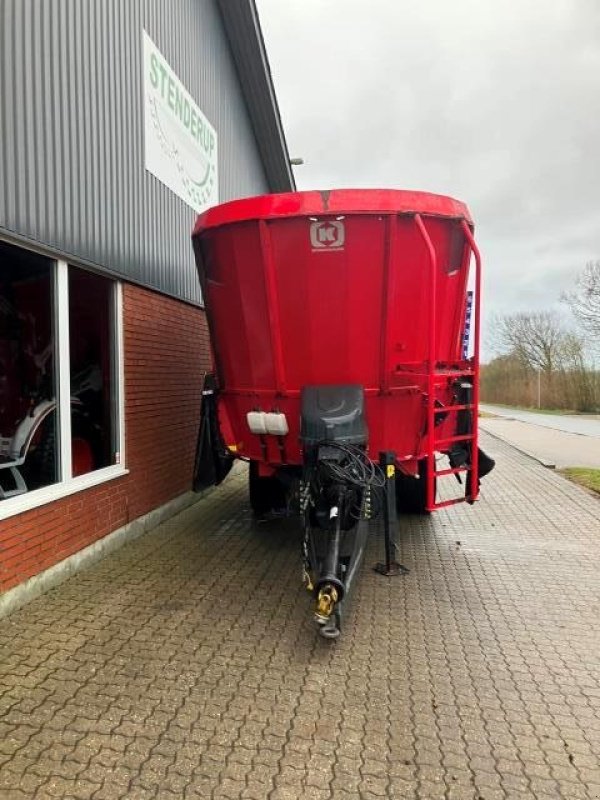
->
257, 0, 600, 354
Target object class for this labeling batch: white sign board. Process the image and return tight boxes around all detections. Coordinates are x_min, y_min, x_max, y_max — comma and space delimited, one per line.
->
143, 31, 218, 213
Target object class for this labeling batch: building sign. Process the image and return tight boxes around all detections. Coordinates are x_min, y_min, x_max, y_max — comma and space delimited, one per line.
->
143, 31, 218, 213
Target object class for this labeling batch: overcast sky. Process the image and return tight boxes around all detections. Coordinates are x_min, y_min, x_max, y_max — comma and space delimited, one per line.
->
257, 0, 600, 353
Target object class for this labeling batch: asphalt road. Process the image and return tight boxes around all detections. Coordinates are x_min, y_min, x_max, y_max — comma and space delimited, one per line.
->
481, 404, 600, 438
480, 404, 600, 469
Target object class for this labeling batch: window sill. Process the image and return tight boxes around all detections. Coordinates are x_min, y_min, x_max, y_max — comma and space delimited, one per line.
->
0, 465, 129, 521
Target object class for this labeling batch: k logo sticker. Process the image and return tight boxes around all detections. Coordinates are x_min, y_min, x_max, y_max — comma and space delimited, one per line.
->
310, 220, 345, 250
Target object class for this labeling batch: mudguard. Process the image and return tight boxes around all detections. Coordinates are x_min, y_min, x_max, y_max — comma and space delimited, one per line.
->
193, 374, 233, 491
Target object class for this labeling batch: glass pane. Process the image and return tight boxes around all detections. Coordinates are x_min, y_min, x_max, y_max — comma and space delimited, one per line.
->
68, 268, 116, 475
0, 241, 59, 498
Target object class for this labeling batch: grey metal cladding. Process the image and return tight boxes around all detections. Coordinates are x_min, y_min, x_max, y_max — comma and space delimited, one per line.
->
0, 0, 287, 305
217, 0, 295, 194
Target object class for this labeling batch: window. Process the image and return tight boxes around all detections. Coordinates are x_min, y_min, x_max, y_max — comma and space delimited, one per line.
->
0, 240, 125, 513
69, 269, 120, 474
0, 243, 58, 495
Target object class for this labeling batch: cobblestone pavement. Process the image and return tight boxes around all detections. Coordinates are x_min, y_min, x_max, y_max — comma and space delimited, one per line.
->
1, 433, 600, 800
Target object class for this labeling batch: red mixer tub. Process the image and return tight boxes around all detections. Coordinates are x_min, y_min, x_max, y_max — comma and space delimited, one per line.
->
192, 189, 494, 637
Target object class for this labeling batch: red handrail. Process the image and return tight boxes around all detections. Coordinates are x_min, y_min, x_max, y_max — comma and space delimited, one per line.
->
461, 220, 481, 502
415, 215, 482, 508
415, 214, 437, 510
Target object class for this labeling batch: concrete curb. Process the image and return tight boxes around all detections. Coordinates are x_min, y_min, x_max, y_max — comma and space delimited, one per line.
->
480, 423, 556, 469
0, 488, 209, 621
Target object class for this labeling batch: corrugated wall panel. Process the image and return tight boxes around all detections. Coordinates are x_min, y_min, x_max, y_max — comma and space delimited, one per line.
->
0, 0, 270, 305
217, 1, 293, 193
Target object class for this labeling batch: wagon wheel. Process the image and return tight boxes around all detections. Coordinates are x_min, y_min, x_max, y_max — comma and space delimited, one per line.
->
26, 409, 100, 488
248, 461, 287, 516
395, 458, 434, 515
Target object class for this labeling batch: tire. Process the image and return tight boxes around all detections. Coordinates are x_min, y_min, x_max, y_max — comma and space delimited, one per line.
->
24, 408, 100, 488
36, 415, 58, 487
249, 461, 287, 516
395, 458, 435, 515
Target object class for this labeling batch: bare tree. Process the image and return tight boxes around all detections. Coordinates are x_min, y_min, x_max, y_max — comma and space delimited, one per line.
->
562, 260, 600, 340
559, 331, 597, 411
490, 310, 598, 410
492, 310, 570, 374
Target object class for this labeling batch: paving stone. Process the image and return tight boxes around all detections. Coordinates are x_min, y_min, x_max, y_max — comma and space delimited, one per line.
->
0, 438, 599, 799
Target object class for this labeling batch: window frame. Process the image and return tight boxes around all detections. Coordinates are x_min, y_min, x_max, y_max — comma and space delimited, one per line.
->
0, 256, 127, 521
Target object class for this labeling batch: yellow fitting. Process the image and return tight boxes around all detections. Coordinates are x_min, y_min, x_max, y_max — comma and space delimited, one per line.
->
315, 585, 338, 622
303, 570, 314, 592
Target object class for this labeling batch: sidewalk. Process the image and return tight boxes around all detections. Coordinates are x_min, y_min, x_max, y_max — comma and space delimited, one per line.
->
480, 417, 600, 469
481, 404, 600, 438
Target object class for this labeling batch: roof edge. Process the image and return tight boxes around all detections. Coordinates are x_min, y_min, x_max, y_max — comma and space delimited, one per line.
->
216, 0, 295, 193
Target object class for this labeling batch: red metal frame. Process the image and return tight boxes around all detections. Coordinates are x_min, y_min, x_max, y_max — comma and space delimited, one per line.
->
415, 215, 481, 510
461, 219, 482, 503
193, 189, 483, 506
380, 216, 397, 393
194, 189, 472, 234
259, 219, 287, 394
414, 214, 438, 511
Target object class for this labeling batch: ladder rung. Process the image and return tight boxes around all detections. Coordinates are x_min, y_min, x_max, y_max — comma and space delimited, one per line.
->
434, 434, 475, 448
397, 370, 475, 382
434, 466, 471, 477
433, 371, 475, 379
434, 404, 474, 414
432, 497, 469, 510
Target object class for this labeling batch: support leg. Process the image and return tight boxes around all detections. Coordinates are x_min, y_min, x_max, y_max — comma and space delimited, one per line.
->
374, 451, 409, 577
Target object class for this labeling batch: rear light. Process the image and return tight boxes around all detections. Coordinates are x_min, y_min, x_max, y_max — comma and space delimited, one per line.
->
246, 411, 288, 436
264, 413, 289, 436
246, 411, 267, 434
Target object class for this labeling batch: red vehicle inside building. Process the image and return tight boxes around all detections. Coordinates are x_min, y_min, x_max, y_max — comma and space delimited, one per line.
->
0, 243, 115, 499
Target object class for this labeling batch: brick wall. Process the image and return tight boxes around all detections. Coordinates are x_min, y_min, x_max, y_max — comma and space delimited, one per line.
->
0, 283, 211, 593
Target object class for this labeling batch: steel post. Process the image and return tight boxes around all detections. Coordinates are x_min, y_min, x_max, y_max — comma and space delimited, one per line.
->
374, 451, 409, 577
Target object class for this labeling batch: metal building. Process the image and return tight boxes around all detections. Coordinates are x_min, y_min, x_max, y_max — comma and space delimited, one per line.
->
0, 0, 294, 607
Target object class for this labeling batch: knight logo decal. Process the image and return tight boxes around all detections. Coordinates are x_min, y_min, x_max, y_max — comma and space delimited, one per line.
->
310, 220, 345, 251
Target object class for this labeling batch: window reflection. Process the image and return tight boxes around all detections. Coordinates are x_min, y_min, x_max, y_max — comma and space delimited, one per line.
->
0, 242, 58, 498
68, 269, 116, 475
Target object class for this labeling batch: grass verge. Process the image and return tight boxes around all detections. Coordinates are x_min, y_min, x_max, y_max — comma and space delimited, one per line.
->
483, 403, 600, 416
484, 403, 575, 416
559, 468, 600, 496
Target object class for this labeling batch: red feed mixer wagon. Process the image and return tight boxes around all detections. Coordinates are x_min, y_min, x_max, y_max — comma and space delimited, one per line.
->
192, 189, 494, 638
